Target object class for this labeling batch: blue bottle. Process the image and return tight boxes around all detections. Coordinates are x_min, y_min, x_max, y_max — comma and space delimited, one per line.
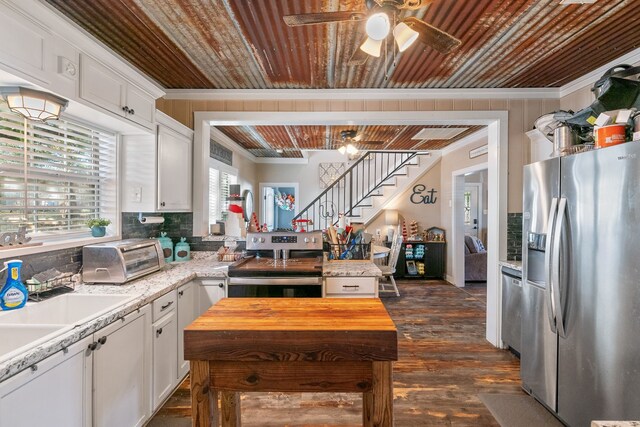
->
0, 259, 28, 310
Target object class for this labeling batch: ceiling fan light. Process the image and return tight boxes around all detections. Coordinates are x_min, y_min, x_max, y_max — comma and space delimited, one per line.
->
338, 145, 347, 155
346, 144, 358, 154
393, 22, 419, 52
360, 37, 382, 57
365, 12, 390, 40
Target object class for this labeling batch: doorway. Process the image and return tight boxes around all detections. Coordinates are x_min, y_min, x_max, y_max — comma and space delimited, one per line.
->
452, 164, 489, 290
259, 183, 299, 231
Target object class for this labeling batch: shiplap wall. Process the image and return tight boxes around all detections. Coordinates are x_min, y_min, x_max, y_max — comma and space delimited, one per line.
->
156, 97, 560, 213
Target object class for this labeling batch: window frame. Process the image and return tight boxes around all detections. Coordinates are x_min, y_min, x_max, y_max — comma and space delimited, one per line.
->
0, 110, 121, 256
208, 158, 238, 227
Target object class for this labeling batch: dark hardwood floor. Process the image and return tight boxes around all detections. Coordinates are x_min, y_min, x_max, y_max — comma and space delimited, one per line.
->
149, 280, 521, 426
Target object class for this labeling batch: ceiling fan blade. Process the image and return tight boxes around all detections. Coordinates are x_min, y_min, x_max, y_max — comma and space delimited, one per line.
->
348, 37, 369, 66
403, 17, 461, 55
359, 141, 386, 145
283, 11, 366, 27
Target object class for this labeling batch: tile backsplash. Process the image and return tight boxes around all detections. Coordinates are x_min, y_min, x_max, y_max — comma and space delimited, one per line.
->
0, 247, 82, 282
0, 212, 225, 281
506, 213, 523, 261
121, 212, 225, 252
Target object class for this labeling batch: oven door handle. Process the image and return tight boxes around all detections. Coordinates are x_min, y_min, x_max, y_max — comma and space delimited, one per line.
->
228, 277, 322, 286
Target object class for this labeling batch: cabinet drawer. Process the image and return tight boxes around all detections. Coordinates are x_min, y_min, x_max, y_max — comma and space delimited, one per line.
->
153, 291, 176, 321
325, 277, 377, 295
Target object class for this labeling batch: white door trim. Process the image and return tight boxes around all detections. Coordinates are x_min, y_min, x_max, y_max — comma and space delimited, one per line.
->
193, 110, 508, 347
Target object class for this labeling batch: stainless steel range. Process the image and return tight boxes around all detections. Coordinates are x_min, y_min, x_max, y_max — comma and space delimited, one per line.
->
227, 231, 324, 298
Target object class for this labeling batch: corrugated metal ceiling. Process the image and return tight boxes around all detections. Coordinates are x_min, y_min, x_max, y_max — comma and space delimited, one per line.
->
216, 124, 486, 157
45, 0, 639, 89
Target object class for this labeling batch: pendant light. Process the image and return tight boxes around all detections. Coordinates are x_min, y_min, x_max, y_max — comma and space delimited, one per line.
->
0, 87, 68, 122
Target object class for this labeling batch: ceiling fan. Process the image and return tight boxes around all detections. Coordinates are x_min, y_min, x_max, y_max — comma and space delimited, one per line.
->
332, 130, 385, 154
283, 0, 461, 65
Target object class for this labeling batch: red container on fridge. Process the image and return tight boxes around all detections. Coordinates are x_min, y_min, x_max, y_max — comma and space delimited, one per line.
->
594, 124, 627, 149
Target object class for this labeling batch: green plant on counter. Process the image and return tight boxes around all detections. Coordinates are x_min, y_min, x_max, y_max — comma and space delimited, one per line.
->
86, 218, 111, 228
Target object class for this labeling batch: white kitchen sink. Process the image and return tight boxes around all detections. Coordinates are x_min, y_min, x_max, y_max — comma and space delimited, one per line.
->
0, 294, 135, 326
0, 324, 67, 363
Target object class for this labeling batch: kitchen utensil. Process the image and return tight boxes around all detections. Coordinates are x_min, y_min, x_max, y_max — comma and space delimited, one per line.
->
594, 124, 627, 149
552, 125, 578, 157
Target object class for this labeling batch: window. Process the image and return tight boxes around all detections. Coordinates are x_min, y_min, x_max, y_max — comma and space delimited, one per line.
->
463, 191, 471, 224
208, 167, 236, 225
0, 106, 117, 237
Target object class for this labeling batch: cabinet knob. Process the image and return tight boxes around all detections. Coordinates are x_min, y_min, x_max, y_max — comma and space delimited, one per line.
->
88, 342, 98, 351
160, 202, 166, 207
218, 283, 224, 288
156, 328, 163, 337
178, 290, 184, 297
31, 364, 38, 372
129, 109, 135, 115
122, 106, 130, 114
98, 336, 107, 345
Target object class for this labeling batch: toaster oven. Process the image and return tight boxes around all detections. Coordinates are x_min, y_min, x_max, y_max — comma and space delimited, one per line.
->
83, 239, 165, 284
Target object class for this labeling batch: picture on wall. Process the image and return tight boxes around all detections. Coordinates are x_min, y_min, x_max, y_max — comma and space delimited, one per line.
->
319, 162, 345, 189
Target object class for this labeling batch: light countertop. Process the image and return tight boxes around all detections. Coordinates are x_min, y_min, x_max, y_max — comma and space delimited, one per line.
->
0, 252, 230, 382
499, 260, 522, 271
323, 260, 383, 277
0, 253, 383, 381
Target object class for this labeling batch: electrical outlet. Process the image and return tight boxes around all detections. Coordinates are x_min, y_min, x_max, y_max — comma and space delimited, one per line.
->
132, 187, 142, 202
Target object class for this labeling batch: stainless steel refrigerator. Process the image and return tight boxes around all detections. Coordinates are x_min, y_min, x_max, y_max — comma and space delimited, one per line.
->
522, 141, 640, 427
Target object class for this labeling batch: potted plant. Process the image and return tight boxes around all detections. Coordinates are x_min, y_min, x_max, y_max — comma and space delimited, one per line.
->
86, 218, 111, 237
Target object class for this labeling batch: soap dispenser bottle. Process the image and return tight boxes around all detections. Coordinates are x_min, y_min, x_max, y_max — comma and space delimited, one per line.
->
0, 259, 28, 310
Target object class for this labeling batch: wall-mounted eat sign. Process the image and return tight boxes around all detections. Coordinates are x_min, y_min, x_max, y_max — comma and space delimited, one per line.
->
410, 184, 438, 205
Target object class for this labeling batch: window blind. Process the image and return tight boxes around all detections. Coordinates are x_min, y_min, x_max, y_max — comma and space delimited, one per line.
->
0, 107, 117, 235
208, 168, 236, 225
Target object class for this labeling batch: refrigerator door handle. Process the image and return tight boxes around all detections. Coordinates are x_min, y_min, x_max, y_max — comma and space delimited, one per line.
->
544, 197, 559, 333
552, 197, 567, 338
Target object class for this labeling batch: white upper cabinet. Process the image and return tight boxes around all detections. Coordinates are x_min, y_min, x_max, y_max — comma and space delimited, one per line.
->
80, 55, 155, 130
0, 6, 50, 86
157, 124, 193, 211
122, 111, 193, 212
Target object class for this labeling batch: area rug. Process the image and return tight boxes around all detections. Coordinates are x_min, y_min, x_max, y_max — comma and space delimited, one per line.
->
479, 393, 564, 427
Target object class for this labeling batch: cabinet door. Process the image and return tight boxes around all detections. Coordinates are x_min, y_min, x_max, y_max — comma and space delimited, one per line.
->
0, 7, 50, 85
157, 125, 192, 211
177, 281, 197, 379
0, 335, 93, 427
152, 311, 178, 411
79, 54, 126, 117
93, 305, 151, 427
125, 84, 155, 130
198, 280, 226, 315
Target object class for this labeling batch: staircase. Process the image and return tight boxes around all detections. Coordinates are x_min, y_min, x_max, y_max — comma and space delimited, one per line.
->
293, 151, 439, 230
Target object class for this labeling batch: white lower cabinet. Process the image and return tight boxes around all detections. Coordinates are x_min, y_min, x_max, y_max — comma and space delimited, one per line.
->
152, 298, 178, 411
177, 281, 197, 380
199, 279, 227, 315
324, 277, 379, 298
93, 305, 152, 427
0, 335, 93, 427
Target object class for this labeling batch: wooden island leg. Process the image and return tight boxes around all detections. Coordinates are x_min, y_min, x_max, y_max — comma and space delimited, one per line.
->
220, 391, 241, 426
363, 361, 393, 427
191, 360, 219, 427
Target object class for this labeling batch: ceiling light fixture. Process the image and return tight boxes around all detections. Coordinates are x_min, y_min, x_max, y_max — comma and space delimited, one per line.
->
0, 86, 68, 122
337, 143, 358, 155
393, 22, 419, 52
365, 12, 391, 40
360, 37, 383, 57
360, 12, 419, 58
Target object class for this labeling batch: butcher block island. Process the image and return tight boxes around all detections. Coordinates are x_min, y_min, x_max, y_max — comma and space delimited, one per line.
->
184, 298, 398, 427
